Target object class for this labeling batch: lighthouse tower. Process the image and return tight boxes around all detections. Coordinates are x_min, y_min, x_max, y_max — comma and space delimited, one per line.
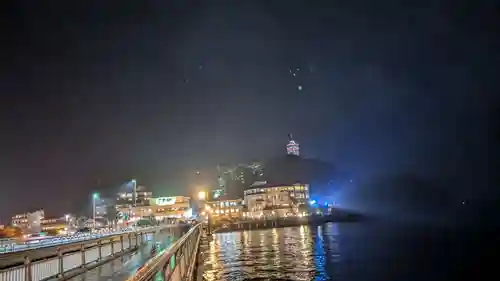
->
286, 134, 300, 156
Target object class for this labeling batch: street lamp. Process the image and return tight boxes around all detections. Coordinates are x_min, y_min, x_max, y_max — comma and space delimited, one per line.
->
92, 193, 99, 230
131, 179, 137, 206
65, 214, 70, 232
204, 205, 213, 234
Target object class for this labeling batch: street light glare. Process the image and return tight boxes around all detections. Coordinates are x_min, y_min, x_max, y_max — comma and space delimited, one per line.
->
93, 193, 99, 199
198, 191, 206, 200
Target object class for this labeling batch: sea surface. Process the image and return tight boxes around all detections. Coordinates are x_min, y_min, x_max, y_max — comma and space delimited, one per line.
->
200, 221, 493, 281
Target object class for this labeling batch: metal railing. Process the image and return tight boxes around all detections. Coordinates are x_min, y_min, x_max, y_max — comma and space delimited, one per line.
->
0, 226, 161, 254
127, 224, 202, 281
0, 231, 150, 281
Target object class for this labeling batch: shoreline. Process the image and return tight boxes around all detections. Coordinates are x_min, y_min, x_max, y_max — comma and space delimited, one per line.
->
210, 212, 366, 233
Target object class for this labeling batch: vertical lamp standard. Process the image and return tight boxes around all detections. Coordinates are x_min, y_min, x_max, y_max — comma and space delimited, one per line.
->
92, 193, 99, 230
197, 190, 207, 221
131, 179, 137, 207
65, 214, 70, 233
197, 190, 210, 232
205, 205, 213, 235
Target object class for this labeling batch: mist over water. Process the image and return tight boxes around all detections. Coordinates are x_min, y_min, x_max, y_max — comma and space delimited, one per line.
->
329, 175, 463, 227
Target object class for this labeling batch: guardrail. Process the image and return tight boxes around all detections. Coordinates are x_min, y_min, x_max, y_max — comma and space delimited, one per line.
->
0, 226, 159, 254
0, 230, 157, 281
127, 224, 202, 281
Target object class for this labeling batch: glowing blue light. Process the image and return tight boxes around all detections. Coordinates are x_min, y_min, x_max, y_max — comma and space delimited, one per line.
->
309, 200, 316, 205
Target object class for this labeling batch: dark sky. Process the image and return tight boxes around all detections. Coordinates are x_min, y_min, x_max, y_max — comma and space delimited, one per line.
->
0, 0, 496, 221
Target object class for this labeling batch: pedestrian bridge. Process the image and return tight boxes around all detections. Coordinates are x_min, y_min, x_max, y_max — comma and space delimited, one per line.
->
0, 224, 201, 281
126, 223, 201, 281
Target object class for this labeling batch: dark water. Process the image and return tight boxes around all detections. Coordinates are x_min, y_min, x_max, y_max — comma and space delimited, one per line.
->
201, 221, 493, 281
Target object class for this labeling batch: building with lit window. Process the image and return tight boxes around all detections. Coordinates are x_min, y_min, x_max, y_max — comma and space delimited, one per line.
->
116, 185, 153, 208
206, 198, 243, 221
94, 198, 115, 219
243, 182, 310, 219
116, 196, 191, 224
11, 209, 45, 234
41, 217, 68, 234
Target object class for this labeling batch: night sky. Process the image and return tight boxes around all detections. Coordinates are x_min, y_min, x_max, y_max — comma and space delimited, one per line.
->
0, 1, 496, 222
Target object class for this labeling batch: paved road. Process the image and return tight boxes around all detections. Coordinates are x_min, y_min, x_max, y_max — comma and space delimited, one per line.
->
0, 232, 120, 253
67, 230, 182, 281
0, 227, 163, 269
1, 227, 161, 254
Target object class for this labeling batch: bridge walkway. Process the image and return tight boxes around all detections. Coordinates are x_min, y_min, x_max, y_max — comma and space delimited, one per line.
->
66, 231, 177, 281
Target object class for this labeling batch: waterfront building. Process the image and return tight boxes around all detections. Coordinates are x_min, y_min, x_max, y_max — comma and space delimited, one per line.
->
206, 198, 244, 221
243, 182, 310, 219
116, 196, 191, 224
41, 217, 68, 234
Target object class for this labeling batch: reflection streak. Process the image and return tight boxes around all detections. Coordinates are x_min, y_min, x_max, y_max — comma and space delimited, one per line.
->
202, 226, 341, 281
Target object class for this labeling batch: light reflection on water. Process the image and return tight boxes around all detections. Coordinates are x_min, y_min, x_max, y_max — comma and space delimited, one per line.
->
202, 223, 340, 281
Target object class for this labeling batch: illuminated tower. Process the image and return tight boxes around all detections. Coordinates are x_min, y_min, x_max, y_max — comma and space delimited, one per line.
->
286, 134, 300, 156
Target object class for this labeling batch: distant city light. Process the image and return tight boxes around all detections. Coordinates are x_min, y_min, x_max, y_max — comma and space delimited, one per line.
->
309, 200, 316, 205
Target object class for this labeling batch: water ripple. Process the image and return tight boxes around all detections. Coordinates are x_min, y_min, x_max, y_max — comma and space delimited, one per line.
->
202, 223, 341, 281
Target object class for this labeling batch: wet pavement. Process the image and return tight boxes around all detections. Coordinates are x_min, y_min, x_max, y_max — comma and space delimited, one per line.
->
68, 233, 177, 281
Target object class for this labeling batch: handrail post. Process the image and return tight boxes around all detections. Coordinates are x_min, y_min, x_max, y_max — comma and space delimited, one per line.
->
98, 240, 102, 260
111, 237, 115, 255
125, 224, 202, 281
80, 244, 86, 267
24, 256, 32, 281
57, 247, 63, 277
120, 235, 124, 251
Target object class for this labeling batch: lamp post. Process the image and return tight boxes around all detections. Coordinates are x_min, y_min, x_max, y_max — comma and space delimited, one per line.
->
205, 205, 214, 234
131, 179, 137, 207
92, 193, 99, 230
197, 190, 207, 221
65, 214, 70, 232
